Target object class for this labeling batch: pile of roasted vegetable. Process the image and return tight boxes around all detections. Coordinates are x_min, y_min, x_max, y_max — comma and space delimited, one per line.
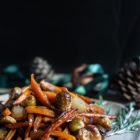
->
0, 74, 116, 140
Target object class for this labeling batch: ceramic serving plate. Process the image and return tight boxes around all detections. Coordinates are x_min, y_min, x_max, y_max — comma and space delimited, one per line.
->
0, 94, 140, 140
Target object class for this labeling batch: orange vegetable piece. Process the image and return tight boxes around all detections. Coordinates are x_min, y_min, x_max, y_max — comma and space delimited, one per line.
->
16, 136, 22, 140
40, 80, 62, 93
33, 115, 42, 132
61, 87, 77, 98
76, 94, 94, 104
41, 109, 77, 140
2, 108, 11, 116
43, 91, 56, 103
25, 106, 55, 117
79, 113, 117, 119
31, 74, 52, 107
13, 89, 32, 105
89, 105, 104, 114
6, 122, 29, 128
25, 114, 34, 138
5, 129, 16, 140
50, 131, 76, 140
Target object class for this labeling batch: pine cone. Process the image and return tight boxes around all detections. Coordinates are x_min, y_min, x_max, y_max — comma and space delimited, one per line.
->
31, 57, 54, 82
111, 56, 140, 108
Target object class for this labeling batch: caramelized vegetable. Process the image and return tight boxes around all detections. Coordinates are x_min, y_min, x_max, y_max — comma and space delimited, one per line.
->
55, 91, 72, 111
23, 95, 37, 106
0, 128, 7, 140
41, 109, 77, 140
25, 106, 55, 117
11, 105, 26, 121
89, 105, 104, 114
40, 80, 62, 93
2, 108, 11, 116
86, 125, 102, 140
16, 136, 22, 140
43, 91, 56, 103
6, 122, 29, 128
30, 130, 45, 140
76, 128, 91, 140
10, 87, 22, 99
5, 129, 16, 140
13, 89, 32, 105
50, 131, 76, 140
76, 94, 94, 104
69, 118, 85, 132
33, 115, 42, 132
71, 97, 87, 113
0, 116, 16, 124
31, 74, 52, 108
25, 114, 34, 138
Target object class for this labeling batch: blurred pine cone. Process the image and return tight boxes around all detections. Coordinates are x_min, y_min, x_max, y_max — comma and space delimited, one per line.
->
111, 56, 140, 108
31, 57, 54, 82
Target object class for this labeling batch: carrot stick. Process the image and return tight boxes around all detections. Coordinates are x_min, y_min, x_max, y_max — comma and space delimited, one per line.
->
40, 80, 62, 93
31, 74, 53, 108
50, 131, 76, 140
6, 122, 29, 128
56, 127, 62, 131
13, 89, 32, 105
33, 115, 42, 132
2, 108, 11, 116
5, 129, 16, 140
16, 136, 22, 140
79, 113, 117, 119
41, 109, 77, 140
76, 94, 94, 104
43, 91, 56, 103
89, 105, 104, 114
25, 106, 55, 117
25, 114, 34, 138
61, 87, 77, 98
42, 117, 53, 123
22, 85, 31, 92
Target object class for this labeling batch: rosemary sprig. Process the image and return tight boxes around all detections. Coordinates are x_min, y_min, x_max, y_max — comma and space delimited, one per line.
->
107, 103, 140, 136
95, 96, 140, 136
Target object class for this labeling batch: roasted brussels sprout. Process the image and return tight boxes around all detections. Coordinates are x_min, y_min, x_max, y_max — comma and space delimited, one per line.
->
55, 91, 72, 111
0, 116, 16, 124
97, 117, 112, 130
23, 95, 36, 106
76, 128, 91, 140
69, 118, 85, 132
0, 128, 7, 140
10, 87, 22, 99
11, 105, 26, 121
87, 125, 102, 140
71, 97, 87, 113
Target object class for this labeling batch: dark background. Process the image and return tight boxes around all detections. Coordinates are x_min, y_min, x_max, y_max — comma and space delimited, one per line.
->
0, 0, 140, 74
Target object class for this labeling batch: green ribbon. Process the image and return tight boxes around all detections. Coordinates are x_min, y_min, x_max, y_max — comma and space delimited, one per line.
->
52, 64, 110, 95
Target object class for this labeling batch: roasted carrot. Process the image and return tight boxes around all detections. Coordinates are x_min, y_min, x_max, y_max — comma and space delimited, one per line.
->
31, 74, 53, 108
25, 114, 34, 138
43, 91, 56, 103
30, 130, 45, 140
13, 89, 32, 105
25, 106, 55, 117
33, 115, 42, 132
22, 85, 31, 92
89, 105, 104, 114
61, 87, 77, 98
42, 117, 53, 123
56, 127, 62, 132
5, 129, 16, 140
40, 80, 62, 93
2, 108, 11, 116
76, 94, 94, 104
41, 109, 77, 140
79, 113, 117, 119
16, 136, 22, 140
63, 127, 69, 134
50, 131, 76, 140
6, 122, 29, 128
